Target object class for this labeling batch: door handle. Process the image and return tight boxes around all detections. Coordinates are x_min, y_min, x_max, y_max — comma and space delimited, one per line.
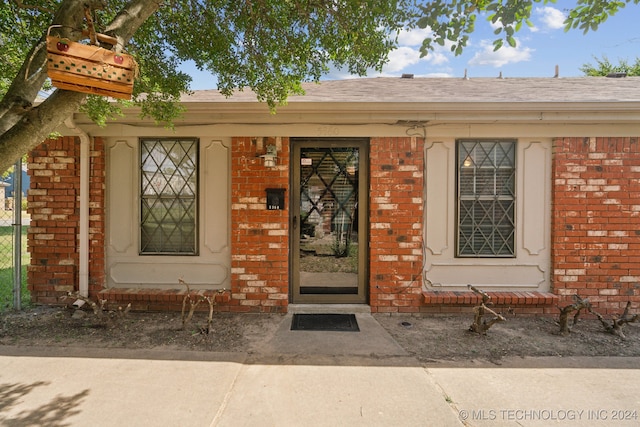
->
293, 215, 298, 230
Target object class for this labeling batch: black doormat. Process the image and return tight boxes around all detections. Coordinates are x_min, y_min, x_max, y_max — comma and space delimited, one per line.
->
291, 314, 360, 332
300, 287, 358, 295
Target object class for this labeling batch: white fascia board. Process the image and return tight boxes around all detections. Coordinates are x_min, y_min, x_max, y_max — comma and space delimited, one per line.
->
67, 101, 640, 135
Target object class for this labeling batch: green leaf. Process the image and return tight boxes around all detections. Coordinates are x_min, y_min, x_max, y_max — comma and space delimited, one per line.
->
2, 0, 639, 173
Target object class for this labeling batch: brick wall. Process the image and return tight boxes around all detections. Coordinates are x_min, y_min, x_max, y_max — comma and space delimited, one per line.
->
88, 137, 106, 295
31, 133, 640, 317
369, 137, 424, 313
27, 136, 105, 304
230, 137, 289, 312
553, 137, 640, 314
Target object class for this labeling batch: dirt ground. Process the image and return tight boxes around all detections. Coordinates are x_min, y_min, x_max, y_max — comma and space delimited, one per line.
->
1, 305, 639, 363
376, 313, 640, 363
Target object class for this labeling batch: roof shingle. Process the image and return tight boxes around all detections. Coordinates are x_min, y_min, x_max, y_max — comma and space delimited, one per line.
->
181, 77, 640, 104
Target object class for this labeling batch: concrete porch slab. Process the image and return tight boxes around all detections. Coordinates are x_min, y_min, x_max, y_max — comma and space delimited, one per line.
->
253, 313, 408, 358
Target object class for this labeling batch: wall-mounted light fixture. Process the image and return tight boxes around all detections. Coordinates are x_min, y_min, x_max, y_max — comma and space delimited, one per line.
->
261, 144, 278, 168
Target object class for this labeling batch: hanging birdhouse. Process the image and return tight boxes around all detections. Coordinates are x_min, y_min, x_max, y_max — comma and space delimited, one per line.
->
46, 35, 136, 100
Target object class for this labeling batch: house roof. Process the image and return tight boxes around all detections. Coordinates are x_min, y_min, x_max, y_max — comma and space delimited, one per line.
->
181, 76, 640, 104
72, 76, 640, 136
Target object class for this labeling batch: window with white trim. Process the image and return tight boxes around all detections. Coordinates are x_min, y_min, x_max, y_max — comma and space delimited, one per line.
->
457, 139, 516, 257
140, 138, 198, 255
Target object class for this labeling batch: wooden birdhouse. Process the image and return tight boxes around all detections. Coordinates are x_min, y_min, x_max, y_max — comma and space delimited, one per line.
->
46, 35, 136, 100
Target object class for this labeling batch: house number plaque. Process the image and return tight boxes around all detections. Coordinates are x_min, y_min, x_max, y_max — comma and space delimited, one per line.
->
266, 188, 285, 210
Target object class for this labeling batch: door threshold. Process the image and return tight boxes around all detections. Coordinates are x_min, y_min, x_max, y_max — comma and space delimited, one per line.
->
288, 304, 371, 314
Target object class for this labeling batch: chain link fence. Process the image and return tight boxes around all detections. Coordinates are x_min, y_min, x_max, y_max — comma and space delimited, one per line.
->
1, 160, 30, 311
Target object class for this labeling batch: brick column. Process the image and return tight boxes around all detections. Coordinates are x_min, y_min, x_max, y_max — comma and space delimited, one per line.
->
369, 137, 424, 313
230, 137, 289, 312
88, 137, 106, 295
27, 137, 79, 303
27, 136, 106, 304
552, 137, 640, 314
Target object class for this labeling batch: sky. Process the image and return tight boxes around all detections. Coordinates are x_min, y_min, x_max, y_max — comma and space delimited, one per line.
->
184, 1, 640, 90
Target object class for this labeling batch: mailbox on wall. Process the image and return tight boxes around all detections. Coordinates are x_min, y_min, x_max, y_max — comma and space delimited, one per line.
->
266, 188, 285, 210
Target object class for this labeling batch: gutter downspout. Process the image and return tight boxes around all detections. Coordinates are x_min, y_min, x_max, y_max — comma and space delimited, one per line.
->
65, 118, 90, 298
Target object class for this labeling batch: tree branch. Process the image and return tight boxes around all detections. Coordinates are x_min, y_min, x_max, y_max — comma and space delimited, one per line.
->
0, 0, 162, 173
103, 0, 164, 50
0, 0, 99, 131
203, 296, 215, 335
468, 285, 506, 334
0, 0, 100, 172
179, 278, 202, 329
0, 90, 86, 173
557, 294, 591, 335
590, 301, 639, 340
469, 284, 491, 305
62, 291, 131, 326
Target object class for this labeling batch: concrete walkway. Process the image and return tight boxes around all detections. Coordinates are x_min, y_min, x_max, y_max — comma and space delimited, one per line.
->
1, 313, 639, 426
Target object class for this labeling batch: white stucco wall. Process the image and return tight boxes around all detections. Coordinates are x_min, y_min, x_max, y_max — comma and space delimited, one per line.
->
105, 137, 231, 289
423, 138, 552, 291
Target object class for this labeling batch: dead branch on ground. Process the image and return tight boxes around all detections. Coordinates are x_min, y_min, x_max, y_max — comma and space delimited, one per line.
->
179, 278, 202, 330
590, 301, 639, 340
202, 295, 215, 335
557, 294, 590, 335
468, 285, 506, 334
61, 292, 131, 326
179, 278, 228, 333
65, 292, 107, 320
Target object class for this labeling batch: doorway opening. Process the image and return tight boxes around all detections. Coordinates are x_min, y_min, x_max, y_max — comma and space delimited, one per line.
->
290, 138, 368, 304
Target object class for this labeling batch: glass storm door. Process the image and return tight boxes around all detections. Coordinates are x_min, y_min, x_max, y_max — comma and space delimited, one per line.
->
291, 138, 368, 304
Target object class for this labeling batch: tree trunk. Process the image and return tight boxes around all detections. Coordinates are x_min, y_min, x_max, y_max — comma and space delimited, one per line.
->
467, 285, 506, 334
0, 90, 86, 171
0, 0, 163, 173
557, 295, 590, 335
591, 301, 639, 339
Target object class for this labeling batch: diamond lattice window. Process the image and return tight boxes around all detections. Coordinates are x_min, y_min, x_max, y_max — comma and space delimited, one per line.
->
140, 138, 198, 255
300, 147, 359, 257
457, 140, 516, 257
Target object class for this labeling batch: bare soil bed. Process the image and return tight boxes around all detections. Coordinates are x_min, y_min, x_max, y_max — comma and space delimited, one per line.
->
376, 313, 640, 363
0, 306, 279, 353
1, 306, 639, 363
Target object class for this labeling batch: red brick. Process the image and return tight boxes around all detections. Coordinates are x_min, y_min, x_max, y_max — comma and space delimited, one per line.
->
29, 133, 640, 316
552, 137, 640, 312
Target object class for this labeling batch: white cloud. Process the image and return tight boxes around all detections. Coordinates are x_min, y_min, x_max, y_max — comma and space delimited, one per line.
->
397, 27, 432, 47
422, 72, 454, 77
468, 39, 533, 67
323, 68, 359, 80
424, 50, 449, 66
383, 43, 450, 73
535, 6, 566, 30
384, 46, 422, 72
488, 19, 502, 31
325, 26, 457, 78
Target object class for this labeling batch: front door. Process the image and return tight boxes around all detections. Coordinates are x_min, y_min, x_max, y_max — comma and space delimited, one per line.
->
291, 138, 368, 303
